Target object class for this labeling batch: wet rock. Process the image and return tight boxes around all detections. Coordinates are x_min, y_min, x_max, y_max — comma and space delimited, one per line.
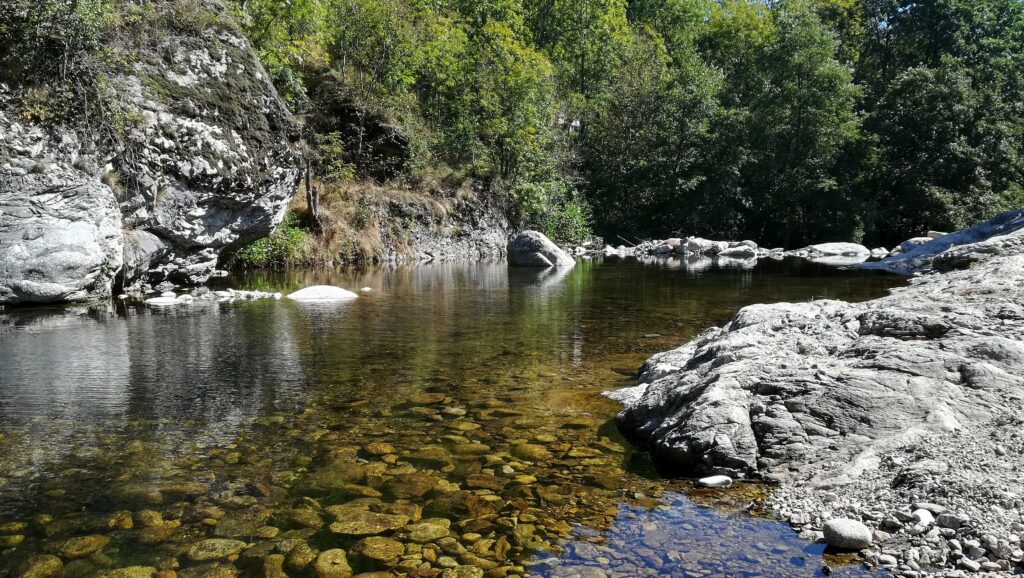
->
97, 568, 158, 578
177, 563, 240, 578
350, 536, 405, 564
300, 461, 367, 494
822, 519, 872, 550
314, 549, 352, 578
262, 554, 287, 578
383, 472, 439, 499
17, 555, 64, 578
363, 442, 395, 456
188, 539, 248, 561
0, 534, 25, 547
511, 444, 552, 461
441, 567, 484, 578
272, 509, 324, 530
403, 518, 452, 542
327, 509, 409, 536
58, 534, 111, 558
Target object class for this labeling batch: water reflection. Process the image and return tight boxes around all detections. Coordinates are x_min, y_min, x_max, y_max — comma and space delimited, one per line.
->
0, 259, 903, 577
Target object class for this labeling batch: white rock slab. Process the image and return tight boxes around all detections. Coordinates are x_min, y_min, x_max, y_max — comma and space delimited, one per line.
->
287, 285, 359, 301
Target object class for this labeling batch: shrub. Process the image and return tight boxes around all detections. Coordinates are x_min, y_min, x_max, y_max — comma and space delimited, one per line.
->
234, 213, 309, 268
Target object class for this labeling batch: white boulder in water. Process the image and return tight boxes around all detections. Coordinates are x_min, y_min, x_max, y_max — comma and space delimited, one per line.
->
697, 475, 733, 488
286, 285, 359, 301
805, 242, 870, 257
507, 231, 576, 268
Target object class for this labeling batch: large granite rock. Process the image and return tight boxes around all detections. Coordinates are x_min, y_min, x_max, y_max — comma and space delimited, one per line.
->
608, 210, 1024, 482
0, 150, 123, 304
507, 231, 575, 268
0, 1, 301, 305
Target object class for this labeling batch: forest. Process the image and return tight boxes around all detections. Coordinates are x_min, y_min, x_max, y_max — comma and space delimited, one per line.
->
4, 0, 1024, 248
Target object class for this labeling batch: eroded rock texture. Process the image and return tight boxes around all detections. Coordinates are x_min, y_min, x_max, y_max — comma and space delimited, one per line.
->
609, 210, 1024, 484
0, 1, 300, 305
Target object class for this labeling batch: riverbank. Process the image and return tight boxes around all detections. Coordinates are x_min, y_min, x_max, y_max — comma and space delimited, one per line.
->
607, 209, 1024, 575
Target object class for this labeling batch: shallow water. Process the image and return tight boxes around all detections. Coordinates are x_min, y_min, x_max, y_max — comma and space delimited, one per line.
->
0, 257, 902, 577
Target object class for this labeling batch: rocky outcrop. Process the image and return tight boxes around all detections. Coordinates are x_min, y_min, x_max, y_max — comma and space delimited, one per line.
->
0, 1, 301, 305
862, 208, 1024, 274
607, 209, 1024, 573
507, 231, 576, 268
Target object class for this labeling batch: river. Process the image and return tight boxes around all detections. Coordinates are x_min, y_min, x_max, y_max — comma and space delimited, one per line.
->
0, 257, 903, 578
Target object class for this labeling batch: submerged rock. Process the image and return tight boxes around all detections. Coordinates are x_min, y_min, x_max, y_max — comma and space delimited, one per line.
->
314, 549, 352, 578
507, 231, 576, 268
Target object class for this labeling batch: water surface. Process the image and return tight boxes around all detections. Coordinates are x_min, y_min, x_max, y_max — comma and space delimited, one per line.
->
0, 257, 902, 577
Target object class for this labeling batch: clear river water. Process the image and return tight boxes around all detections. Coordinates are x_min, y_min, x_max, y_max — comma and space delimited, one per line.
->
0, 257, 904, 578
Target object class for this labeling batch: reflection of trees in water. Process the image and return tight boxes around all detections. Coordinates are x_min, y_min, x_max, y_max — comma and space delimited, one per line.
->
0, 303, 308, 517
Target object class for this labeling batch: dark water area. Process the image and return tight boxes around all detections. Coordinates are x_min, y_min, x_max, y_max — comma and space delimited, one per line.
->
0, 257, 903, 577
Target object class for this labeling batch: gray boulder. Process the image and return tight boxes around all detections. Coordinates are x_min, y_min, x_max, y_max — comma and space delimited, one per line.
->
863, 208, 1024, 274
608, 210, 1024, 482
0, 2, 301, 305
0, 165, 123, 304
507, 231, 575, 268
823, 519, 872, 550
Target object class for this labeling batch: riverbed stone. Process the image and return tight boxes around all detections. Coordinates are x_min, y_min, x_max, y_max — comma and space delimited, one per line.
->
350, 536, 405, 564
822, 519, 872, 550
58, 535, 111, 558
511, 444, 552, 461
327, 509, 409, 536
18, 555, 64, 578
404, 518, 452, 542
383, 472, 439, 499
314, 549, 352, 578
188, 539, 249, 561
97, 567, 158, 578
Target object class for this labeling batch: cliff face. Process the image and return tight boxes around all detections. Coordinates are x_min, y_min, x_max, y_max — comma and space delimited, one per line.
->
0, 1, 301, 305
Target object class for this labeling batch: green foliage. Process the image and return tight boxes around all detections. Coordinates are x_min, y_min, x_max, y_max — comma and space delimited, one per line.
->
512, 180, 592, 243
235, 213, 309, 268
8, 0, 1022, 250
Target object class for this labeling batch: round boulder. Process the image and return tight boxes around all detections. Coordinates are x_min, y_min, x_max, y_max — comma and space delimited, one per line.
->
507, 231, 575, 268
823, 518, 872, 550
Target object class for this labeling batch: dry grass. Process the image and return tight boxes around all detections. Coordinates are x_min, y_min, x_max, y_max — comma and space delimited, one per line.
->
287, 176, 479, 265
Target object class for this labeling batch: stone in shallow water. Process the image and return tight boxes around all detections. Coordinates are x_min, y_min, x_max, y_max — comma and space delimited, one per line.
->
383, 472, 439, 499
97, 567, 158, 578
188, 539, 249, 561
18, 555, 63, 578
441, 567, 485, 578
58, 534, 111, 558
511, 444, 552, 461
403, 518, 452, 542
314, 549, 352, 578
350, 536, 405, 563
363, 442, 395, 455
327, 509, 410, 536
177, 563, 239, 578
822, 519, 872, 550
